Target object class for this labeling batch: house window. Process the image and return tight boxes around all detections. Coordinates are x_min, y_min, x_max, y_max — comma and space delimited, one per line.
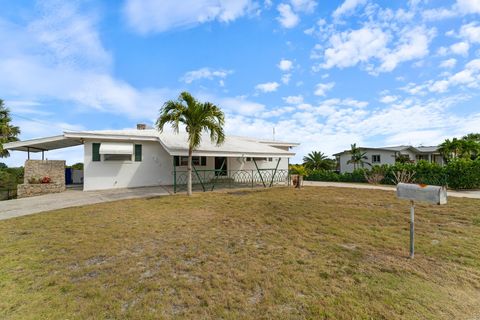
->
134, 144, 142, 162
372, 155, 381, 163
92, 143, 101, 162
103, 154, 132, 161
174, 156, 207, 166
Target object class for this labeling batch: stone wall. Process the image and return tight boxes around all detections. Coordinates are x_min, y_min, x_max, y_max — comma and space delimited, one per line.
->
17, 160, 66, 198
17, 183, 65, 198
23, 160, 66, 185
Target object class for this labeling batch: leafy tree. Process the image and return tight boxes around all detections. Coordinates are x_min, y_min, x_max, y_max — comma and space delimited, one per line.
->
156, 92, 225, 196
302, 151, 334, 171
347, 143, 370, 170
0, 99, 20, 158
68, 163, 84, 170
439, 134, 480, 162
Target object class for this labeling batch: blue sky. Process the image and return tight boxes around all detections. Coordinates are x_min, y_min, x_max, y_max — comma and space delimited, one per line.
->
2, 0, 480, 166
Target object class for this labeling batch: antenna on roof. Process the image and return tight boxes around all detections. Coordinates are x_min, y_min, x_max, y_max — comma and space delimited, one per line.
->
273, 127, 276, 141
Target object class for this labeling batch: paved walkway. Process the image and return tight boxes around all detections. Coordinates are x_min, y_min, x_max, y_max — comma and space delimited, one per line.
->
303, 181, 480, 199
0, 186, 170, 221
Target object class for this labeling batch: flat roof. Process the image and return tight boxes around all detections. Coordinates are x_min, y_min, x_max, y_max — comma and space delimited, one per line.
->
3, 135, 83, 152
5, 129, 298, 158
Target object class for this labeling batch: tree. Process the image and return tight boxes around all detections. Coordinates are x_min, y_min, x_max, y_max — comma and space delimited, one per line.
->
303, 151, 334, 171
0, 99, 20, 158
156, 92, 225, 196
439, 135, 480, 162
347, 143, 370, 170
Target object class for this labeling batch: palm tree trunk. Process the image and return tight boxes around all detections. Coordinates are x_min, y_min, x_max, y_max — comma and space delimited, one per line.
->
187, 147, 193, 196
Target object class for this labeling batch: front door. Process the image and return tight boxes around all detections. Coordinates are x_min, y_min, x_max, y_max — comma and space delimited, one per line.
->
215, 157, 227, 176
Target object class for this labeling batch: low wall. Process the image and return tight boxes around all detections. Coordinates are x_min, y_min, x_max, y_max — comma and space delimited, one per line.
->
17, 183, 65, 198
17, 160, 66, 198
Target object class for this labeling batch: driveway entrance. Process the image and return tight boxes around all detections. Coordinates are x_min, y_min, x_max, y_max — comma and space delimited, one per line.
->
0, 186, 170, 221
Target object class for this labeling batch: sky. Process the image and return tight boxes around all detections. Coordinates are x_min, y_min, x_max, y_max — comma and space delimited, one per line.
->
2, 0, 480, 166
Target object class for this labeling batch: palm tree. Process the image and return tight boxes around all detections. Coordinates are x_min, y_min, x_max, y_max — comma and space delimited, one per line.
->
303, 151, 333, 171
0, 99, 20, 158
156, 92, 225, 196
347, 143, 370, 170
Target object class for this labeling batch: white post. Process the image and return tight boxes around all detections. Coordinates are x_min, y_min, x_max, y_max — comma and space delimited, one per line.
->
410, 200, 415, 259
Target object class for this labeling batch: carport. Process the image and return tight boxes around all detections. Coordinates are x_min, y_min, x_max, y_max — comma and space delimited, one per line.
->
4, 135, 83, 159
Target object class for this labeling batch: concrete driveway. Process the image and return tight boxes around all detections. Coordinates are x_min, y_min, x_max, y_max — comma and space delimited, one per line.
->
0, 186, 171, 221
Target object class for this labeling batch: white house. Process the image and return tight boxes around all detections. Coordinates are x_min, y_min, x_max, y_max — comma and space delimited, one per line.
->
334, 145, 444, 173
5, 125, 298, 192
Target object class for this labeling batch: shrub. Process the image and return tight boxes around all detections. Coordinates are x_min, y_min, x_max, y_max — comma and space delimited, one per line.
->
289, 164, 308, 176
306, 170, 340, 182
304, 159, 480, 190
445, 158, 480, 190
364, 165, 386, 184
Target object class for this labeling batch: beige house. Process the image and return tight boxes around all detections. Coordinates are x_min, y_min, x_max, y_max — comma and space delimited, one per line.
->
334, 145, 444, 173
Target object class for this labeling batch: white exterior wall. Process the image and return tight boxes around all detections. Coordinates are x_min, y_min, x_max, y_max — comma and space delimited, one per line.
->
84, 140, 292, 190
339, 150, 396, 173
84, 140, 173, 191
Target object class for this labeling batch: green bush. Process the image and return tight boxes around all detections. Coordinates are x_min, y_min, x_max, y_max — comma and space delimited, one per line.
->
304, 160, 480, 190
0, 166, 24, 190
445, 159, 480, 190
306, 170, 340, 182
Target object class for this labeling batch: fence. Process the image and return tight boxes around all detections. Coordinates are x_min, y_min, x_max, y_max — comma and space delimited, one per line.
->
173, 169, 289, 193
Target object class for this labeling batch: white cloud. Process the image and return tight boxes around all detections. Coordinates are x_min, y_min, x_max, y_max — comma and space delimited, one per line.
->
440, 58, 457, 69
320, 24, 435, 73
278, 59, 293, 71
460, 22, 480, 43
255, 82, 280, 92
378, 27, 434, 72
429, 58, 480, 93
283, 95, 304, 104
321, 27, 389, 69
277, 3, 299, 28
456, 0, 480, 14
422, 8, 457, 21
181, 67, 233, 84
217, 96, 265, 115
379, 95, 398, 104
450, 41, 470, 56
124, 0, 256, 34
332, 0, 367, 19
314, 82, 335, 96
0, 1, 176, 120
290, 0, 317, 13
281, 73, 291, 84
26, 1, 111, 70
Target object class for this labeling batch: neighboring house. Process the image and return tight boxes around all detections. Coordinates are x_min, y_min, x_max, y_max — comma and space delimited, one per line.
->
334, 145, 444, 173
5, 125, 298, 191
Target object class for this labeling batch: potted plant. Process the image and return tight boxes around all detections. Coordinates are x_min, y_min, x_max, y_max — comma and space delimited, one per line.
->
289, 165, 307, 189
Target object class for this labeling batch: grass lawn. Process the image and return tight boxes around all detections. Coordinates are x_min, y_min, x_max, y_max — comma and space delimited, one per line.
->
1, 187, 480, 319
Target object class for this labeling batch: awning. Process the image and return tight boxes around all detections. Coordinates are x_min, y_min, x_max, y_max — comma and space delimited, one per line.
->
3, 135, 83, 152
99, 142, 133, 154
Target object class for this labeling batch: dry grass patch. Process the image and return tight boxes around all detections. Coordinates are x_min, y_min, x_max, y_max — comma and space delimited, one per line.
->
1, 187, 480, 319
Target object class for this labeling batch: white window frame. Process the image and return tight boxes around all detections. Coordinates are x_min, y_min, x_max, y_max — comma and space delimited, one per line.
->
372, 154, 381, 163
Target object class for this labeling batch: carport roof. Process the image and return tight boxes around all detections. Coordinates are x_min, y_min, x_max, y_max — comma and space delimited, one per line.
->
3, 135, 83, 152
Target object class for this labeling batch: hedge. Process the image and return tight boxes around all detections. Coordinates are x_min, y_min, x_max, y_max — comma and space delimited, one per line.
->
305, 159, 480, 190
